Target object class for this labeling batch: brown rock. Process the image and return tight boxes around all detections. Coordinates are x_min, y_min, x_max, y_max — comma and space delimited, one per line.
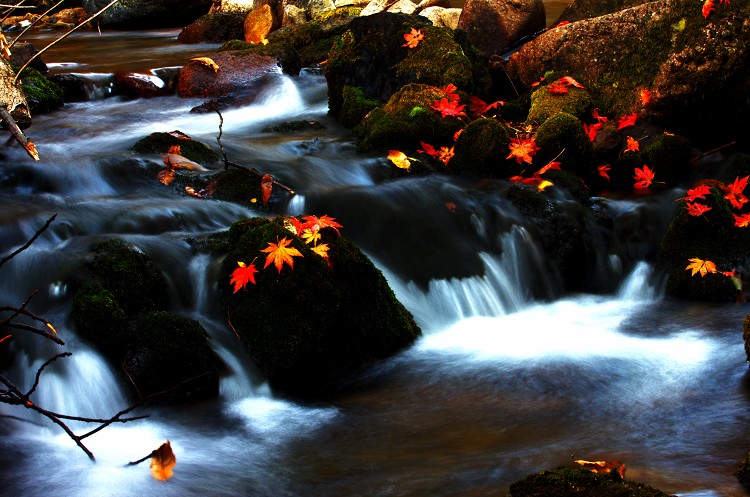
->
114, 72, 171, 99
554, 0, 649, 24
244, 4, 277, 43
457, 0, 545, 54
177, 52, 280, 98
178, 12, 245, 43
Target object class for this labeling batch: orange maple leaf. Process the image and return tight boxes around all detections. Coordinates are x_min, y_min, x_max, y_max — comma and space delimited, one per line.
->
686, 257, 718, 277
639, 88, 652, 106
617, 113, 638, 130
431, 98, 466, 118
402, 28, 424, 49
535, 161, 561, 176
633, 165, 655, 190
311, 243, 330, 259
436, 146, 455, 166
734, 212, 750, 228
625, 136, 640, 153
597, 164, 611, 181
685, 202, 712, 216
157, 168, 176, 186
702, 0, 715, 17
506, 136, 540, 165
261, 237, 303, 272
230, 260, 259, 292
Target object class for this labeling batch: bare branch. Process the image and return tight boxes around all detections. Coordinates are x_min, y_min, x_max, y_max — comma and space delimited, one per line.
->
0, 104, 39, 160
26, 351, 71, 399
7, 0, 66, 51
13, 0, 120, 84
0, 213, 56, 268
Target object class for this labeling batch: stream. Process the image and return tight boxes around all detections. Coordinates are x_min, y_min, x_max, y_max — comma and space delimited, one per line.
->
2, 10, 750, 497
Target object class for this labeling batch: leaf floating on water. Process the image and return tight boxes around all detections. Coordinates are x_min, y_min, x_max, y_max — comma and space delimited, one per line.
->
191, 57, 219, 73
150, 441, 176, 481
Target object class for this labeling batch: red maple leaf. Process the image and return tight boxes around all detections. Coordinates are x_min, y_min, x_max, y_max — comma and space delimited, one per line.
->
535, 161, 561, 176
625, 136, 640, 153
302, 214, 343, 234
506, 136, 540, 165
734, 212, 750, 228
633, 165, 655, 190
261, 174, 273, 206
597, 164, 611, 181
617, 113, 638, 130
468, 96, 502, 116
682, 184, 711, 202
685, 202, 712, 217
584, 122, 603, 142
591, 108, 608, 123
442, 83, 459, 102
431, 98, 466, 118
547, 82, 569, 95
723, 176, 749, 209
402, 28, 424, 48
702, 0, 716, 17
230, 260, 259, 292
419, 141, 438, 156
557, 76, 585, 88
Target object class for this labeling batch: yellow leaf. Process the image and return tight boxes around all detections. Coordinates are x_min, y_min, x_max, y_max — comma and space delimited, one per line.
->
301, 228, 321, 245
150, 441, 176, 481
261, 237, 303, 272
388, 150, 411, 170
685, 257, 717, 277
190, 57, 219, 73
311, 243, 330, 259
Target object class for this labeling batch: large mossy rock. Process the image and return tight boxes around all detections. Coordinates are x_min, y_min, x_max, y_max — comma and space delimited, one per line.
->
72, 240, 222, 402
505, 0, 750, 145
18, 67, 64, 114
534, 112, 593, 179
353, 83, 464, 153
659, 184, 748, 301
325, 12, 478, 123
221, 217, 421, 397
508, 467, 674, 497
450, 116, 512, 178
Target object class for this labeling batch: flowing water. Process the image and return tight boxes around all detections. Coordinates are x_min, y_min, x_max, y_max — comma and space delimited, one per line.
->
2, 10, 750, 497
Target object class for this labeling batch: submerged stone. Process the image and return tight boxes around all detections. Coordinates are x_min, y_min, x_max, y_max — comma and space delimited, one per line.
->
131, 130, 221, 166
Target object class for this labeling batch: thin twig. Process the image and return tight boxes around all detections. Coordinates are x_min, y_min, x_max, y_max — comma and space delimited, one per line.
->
13, 0, 120, 84
214, 107, 229, 168
7, 0, 66, 50
692, 140, 737, 161
126, 451, 153, 466
0, 213, 56, 268
26, 351, 71, 399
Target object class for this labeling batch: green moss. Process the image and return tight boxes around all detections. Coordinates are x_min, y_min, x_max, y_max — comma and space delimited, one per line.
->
18, 66, 63, 113
262, 120, 327, 133
535, 112, 594, 178
641, 133, 693, 186
450, 117, 512, 178
72, 281, 128, 353
526, 83, 593, 127
88, 239, 169, 315
124, 311, 222, 401
213, 168, 264, 208
222, 217, 420, 396
131, 131, 220, 165
660, 186, 750, 301
340, 85, 380, 128
393, 25, 474, 91
509, 466, 673, 497
507, 183, 553, 219
354, 83, 463, 153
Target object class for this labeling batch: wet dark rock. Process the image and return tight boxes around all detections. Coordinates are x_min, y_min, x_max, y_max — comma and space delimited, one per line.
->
221, 217, 421, 397
738, 449, 750, 492
113, 72, 171, 99
508, 466, 675, 497
48, 73, 116, 102
178, 12, 246, 43
457, 0, 545, 55
176, 51, 281, 99
82, 0, 213, 28
9, 42, 47, 75
131, 130, 221, 166
218, 40, 303, 76
262, 120, 327, 132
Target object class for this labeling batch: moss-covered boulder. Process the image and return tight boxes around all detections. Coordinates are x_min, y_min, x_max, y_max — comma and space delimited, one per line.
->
535, 112, 594, 179
506, 0, 750, 145
450, 116, 512, 178
131, 130, 221, 166
325, 12, 478, 123
71, 239, 222, 403
85, 239, 169, 315
123, 311, 222, 401
221, 217, 421, 397
353, 83, 464, 153
526, 80, 593, 127
659, 184, 748, 301
18, 66, 64, 114
508, 466, 674, 497
339, 85, 381, 128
